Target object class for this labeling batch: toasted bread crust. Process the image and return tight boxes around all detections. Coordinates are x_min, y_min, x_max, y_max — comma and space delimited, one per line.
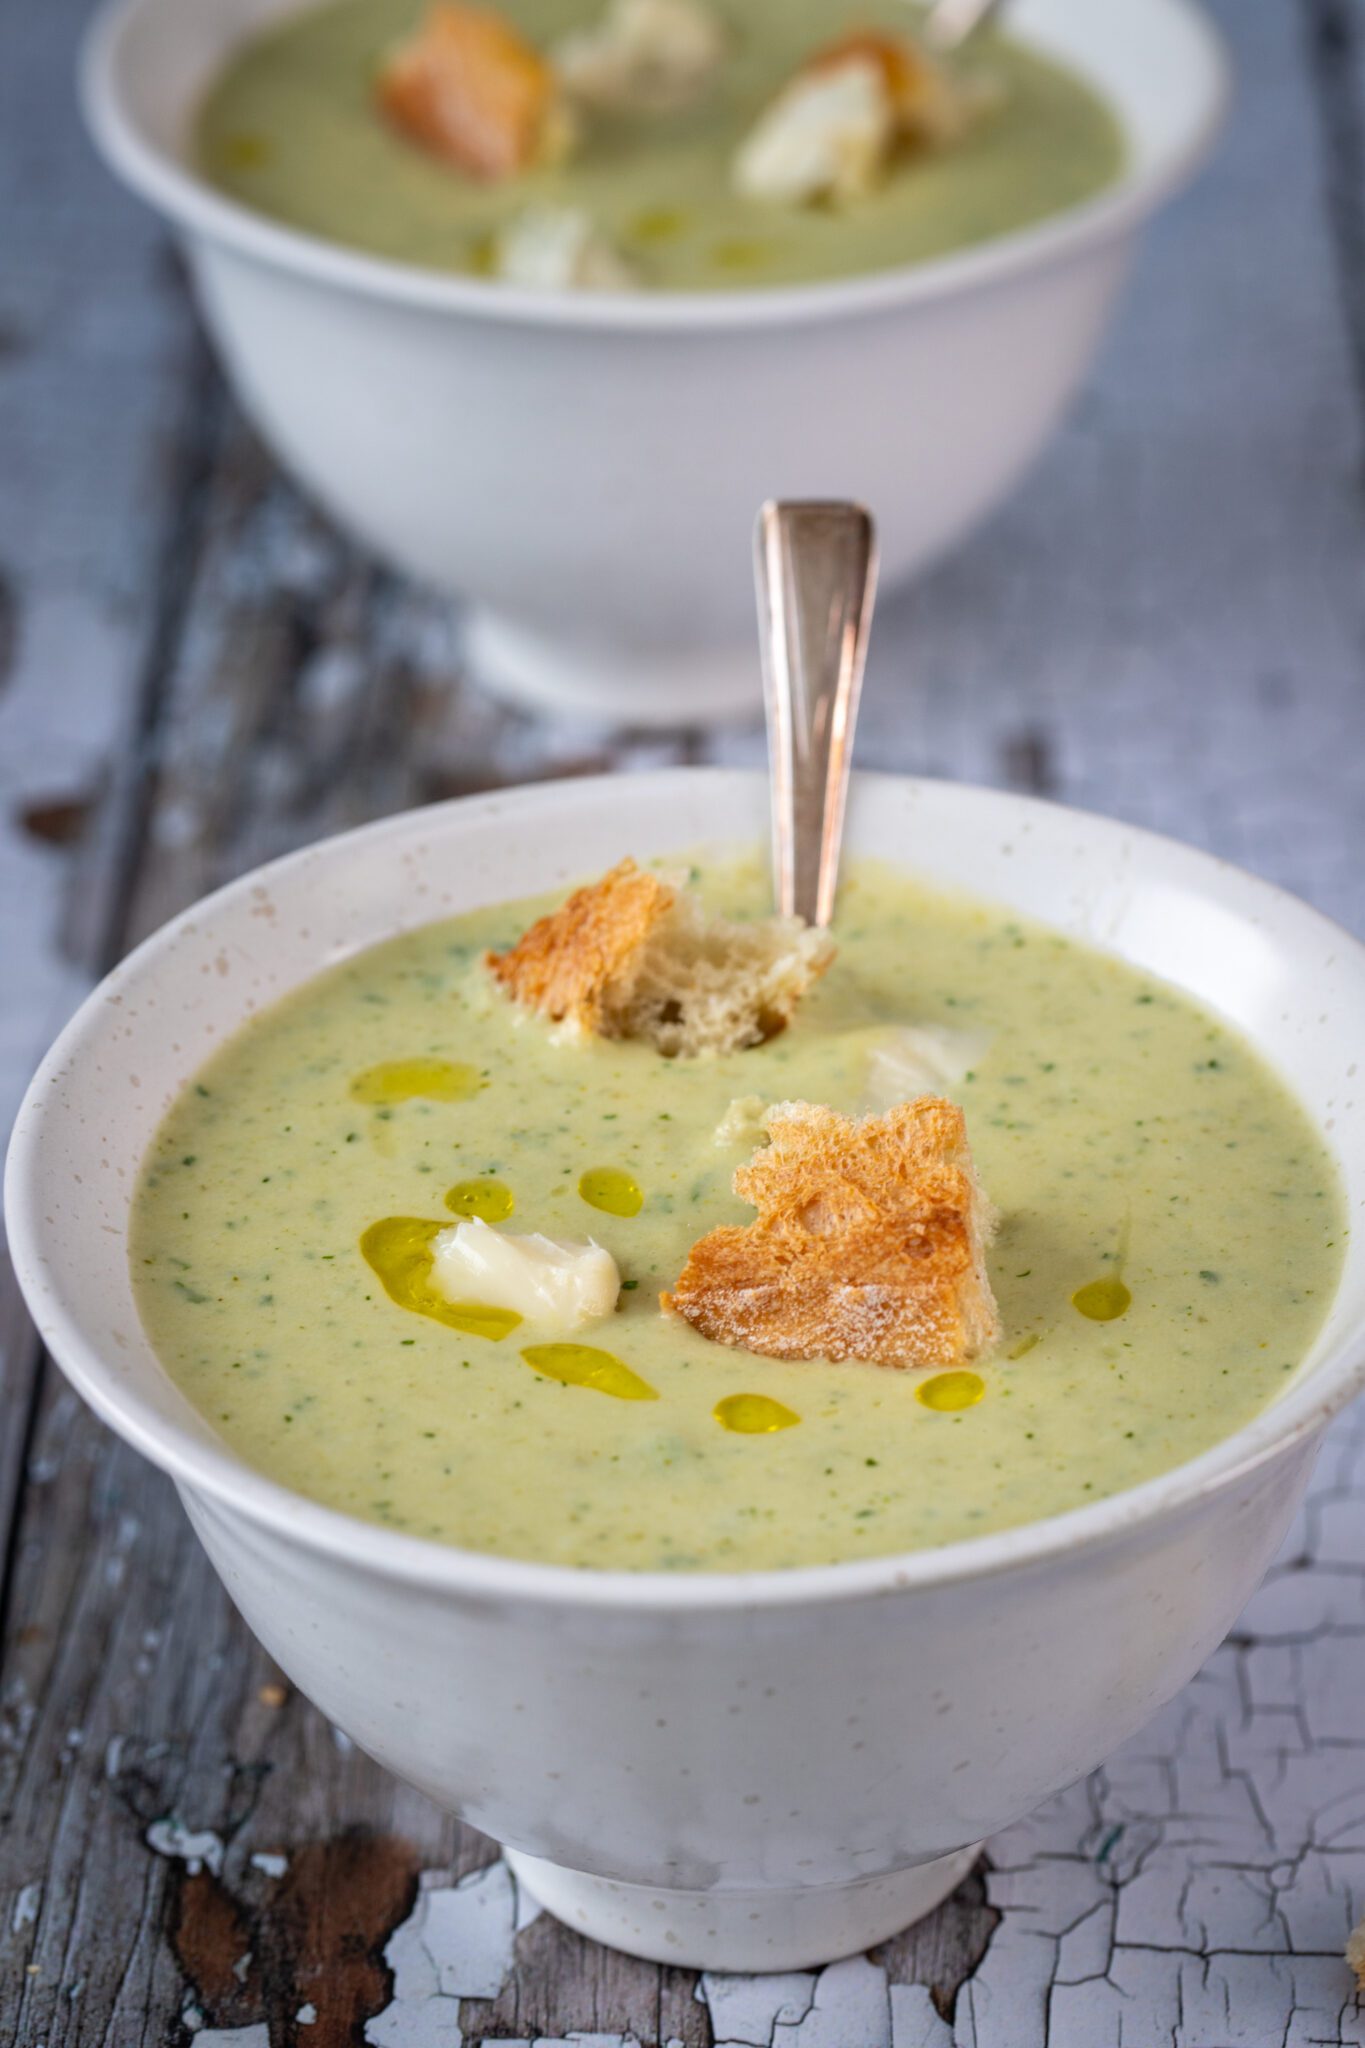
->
486, 860, 832, 1054
485, 858, 676, 1035
377, 4, 564, 180
664, 1097, 1000, 1369
806, 31, 975, 146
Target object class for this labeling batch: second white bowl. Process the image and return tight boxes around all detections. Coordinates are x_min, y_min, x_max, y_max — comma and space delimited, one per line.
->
81, 0, 1226, 722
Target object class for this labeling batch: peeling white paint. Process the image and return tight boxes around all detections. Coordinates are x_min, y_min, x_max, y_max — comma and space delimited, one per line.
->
499, 2036, 646, 2047
773, 1957, 891, 2048
296, 2006, 317, 2027
888, 1984, 954, 2048
364, 1860, 522, 2048
250, 1852, 288, 1879
145, 1818, 225, 1877
11, 1882, 41, 1934
365, 1997, 461, 2048
700, 1969, 815, 2045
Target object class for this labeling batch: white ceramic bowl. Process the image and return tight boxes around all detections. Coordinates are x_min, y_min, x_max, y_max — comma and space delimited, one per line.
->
81, 0, 1226, 724
9, 770, 1365, 1973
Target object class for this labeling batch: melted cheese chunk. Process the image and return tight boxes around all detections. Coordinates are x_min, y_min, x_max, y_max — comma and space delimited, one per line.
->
554, 0, 725, 113
497, 206, 637, 289
733, 57, 894, 206
861, 1024, 987, 1111
430, 1216, 621, 1329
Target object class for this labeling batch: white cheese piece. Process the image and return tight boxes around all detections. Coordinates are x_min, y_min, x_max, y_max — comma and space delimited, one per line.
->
862, 1024, 988, 1112
713, 1095, 772, 1149
733, 57, 895, 207
430, 1217, 621, 1330
496, 206, 638, 290
555, 0, 725, 113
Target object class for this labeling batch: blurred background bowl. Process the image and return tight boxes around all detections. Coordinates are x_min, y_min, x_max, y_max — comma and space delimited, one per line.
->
81, 0, 1226, 725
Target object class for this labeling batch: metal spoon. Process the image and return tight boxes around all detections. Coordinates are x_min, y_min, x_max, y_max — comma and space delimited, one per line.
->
754, 500, 878, 930
921, 0, 1006, 53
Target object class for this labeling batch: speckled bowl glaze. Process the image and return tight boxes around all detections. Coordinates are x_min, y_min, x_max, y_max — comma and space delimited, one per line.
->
8, 770, 1365, 1971
80, 0, 1226, 723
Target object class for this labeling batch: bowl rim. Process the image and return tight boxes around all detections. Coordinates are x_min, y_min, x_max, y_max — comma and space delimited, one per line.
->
79, 0, 1230, 334
7, 766, 1365, 1612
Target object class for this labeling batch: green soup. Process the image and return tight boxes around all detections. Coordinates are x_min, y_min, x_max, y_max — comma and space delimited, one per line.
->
129, 855, 1345, 1572
195, 0, 1124, 291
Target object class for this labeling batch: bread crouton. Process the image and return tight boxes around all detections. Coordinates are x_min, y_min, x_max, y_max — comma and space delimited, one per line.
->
377, 4, 574, 180
497, 206, 637, 289
733, 53, 894, 206
810, 32, 983, 148
485, 858, 833, 1057
664, 1097, 1000, 1368
555, 0, 726, 113
733, 30, 992, 206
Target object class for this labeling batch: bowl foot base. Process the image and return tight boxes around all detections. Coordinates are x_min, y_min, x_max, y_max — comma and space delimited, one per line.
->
463, 608, 761, 728
503, 1842, 982, 1972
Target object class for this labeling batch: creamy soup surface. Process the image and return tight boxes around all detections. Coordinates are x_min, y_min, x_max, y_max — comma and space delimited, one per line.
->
196, 0, 1124, 290
131, 855, 1344, 1572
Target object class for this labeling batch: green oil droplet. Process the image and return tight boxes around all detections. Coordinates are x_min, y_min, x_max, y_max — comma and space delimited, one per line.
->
221, 131, 271, 171
445, 1178, 515, 1223
579, 1167, 644, 1218
468, 231, 498, 276
520, 1343, 657, 1401
631, 205, 688, 242
1071, 1278, 1132, 1322
350, 1058, 481, 1106
711, 237, 770, 272
917, 1370, 986, 1412
714, 1393, 801, 1434
359, 1216, 521, 1341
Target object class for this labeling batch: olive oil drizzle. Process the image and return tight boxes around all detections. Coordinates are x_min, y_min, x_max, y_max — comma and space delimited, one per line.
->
359, 1216, 522, 1340
1072, 1208, 1134, 1322
715, 1393, 801, 1433
917, 1370, 986, 1412
445, 1178, 515, 1222
521, 1343, 658, 1401
349, 1057, 481, 1105
1071, 1277, 1132, 1322
579, 1167, 644, 1218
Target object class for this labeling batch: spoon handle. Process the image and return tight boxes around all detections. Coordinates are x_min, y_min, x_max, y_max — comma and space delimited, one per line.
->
922, 0, 1006, 53
755, 500, 879, 929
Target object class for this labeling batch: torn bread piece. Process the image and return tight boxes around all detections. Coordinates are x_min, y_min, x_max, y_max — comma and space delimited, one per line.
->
377, 4, 575, 180
486, 858, 833, 1056
734, 31, 994, 206
555, 0, 726, 114
733, 54, 893, 207
664, 1096, 1000, 1368
497, 206, 638, 289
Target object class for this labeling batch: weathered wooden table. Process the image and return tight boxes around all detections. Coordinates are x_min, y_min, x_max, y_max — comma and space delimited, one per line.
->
4, 1, 1365, 2040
